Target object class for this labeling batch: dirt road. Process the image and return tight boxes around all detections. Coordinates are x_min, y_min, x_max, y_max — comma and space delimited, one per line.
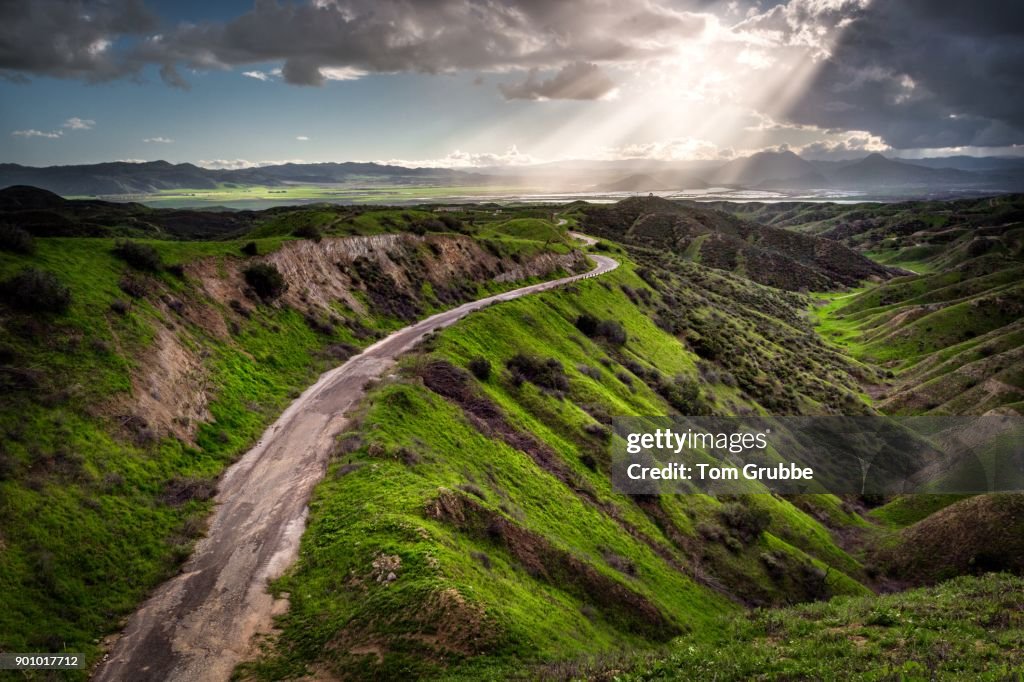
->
94, 251, 617, 682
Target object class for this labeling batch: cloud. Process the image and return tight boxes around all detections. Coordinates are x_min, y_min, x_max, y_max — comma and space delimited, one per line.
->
381, 145, 539, 169
0, 0, 157, 82
2, 0, 708, 92
793, 131, 890, 160
143, 136, 173, 143
296, 135, 310, 141
11, 129, 62, 139
196, 158, 307, 170
62, 117, 95, 130
499, 62, 618, 101
773, 0, 1024, 148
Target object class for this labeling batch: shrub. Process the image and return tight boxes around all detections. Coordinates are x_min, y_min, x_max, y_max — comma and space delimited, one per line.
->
244, 263, 288, 300
0, 224, 35, 254
719, 502, 771, 543
241, 241, 259, 256
595, 319, 627, 346
118, 274, 149, 299
113, 239, 162, 271
506, 354, 569, 392
574, 313, 600, 336
0, 268, 71, 313
437, 214, 464, 231
575, 314, 626, 346
657, 374, 708, 415
468, 356, 492, 381
293, 224, 323, 242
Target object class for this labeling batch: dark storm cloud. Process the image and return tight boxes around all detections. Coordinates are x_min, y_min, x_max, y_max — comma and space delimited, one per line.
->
777, 0, 1024, 148
133, 0, 705, 84
0, 0, 706, 96
0, 0, 157, 82
499, 62, 617, 101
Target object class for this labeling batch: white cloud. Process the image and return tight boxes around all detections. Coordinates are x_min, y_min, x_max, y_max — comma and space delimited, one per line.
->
242, 70, 271, 81
320, 67, 366, 81
143, 136, 174, 143
379, 145, 539, 169
196, 158, 307, 170
296, 135, 310, 141
62, 117, 96, 130
11, 129, 62, 139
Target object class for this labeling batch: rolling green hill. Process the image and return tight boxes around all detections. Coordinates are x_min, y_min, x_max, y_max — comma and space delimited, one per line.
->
0, 205, 584, 671
0, 192, 1021, 680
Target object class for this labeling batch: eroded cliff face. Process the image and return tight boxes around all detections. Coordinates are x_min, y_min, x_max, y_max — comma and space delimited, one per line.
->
115, 234, 584, 444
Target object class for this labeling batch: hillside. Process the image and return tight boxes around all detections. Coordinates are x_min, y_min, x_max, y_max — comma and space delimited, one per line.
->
0, 161, 481, 197
0, 204, 584, 669
566, 573, 1024, 680
831, 153, 976, 188
576, 196, 898, 290
707, 150, 827, 188
0, 190, 1021, 680
742, 195, 1024, 415
240, 242, 878, 680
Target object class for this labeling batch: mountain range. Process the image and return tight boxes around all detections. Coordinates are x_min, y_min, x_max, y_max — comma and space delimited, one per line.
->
2, 151, 1024, 198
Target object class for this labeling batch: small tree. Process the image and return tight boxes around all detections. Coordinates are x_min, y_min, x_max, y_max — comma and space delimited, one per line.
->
468, 356, 491, 381
574, 313, 600, 336
0, 268, 71, 313
293, 225, 323, 242
244, 263, 288, 301
0, 224, 35, 254
241, 241, 259, 256
595, 320, 627, 346
113, 239, 162, 271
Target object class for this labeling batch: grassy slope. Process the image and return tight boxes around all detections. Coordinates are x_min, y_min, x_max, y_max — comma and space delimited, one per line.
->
244, 252, 873, 679
586, 573, 1024, 681
0, 212, 574, 674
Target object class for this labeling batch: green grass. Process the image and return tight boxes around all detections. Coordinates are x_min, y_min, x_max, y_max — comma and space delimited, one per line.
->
0, 221, 579, 676
76, 184, 540, 210
582, 573, 1024, 681
246, 254, 873, 679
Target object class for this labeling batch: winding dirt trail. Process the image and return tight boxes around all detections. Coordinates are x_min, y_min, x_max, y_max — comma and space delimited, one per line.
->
94, 250, 617, 682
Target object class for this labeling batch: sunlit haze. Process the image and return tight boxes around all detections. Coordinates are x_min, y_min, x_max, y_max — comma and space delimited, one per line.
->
2, 0, 1022, 169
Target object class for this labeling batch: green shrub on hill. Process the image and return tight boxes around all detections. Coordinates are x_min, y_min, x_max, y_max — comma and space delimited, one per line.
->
113, 239, 163, 271
0, 267, 71, 313
244, 263, 288, 301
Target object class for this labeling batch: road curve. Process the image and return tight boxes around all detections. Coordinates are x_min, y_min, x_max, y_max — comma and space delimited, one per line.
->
94, 249, 617, 682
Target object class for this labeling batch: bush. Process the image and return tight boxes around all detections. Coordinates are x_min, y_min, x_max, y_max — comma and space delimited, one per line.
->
595, 319, 627, 346
657, 374, 708, 415
468, 356, 492, 381
575, 314, 626, 346
0, 268, 71, 313
118, 274, 149, 299
293, 224, 323, 242
113, 239, 162, 271
0, 224, 35, 254
244, 263, 288, 300
719, 502, 771, 543
506, 354, 569, 392
241, 241, 259, 256
574, 313, 600, 336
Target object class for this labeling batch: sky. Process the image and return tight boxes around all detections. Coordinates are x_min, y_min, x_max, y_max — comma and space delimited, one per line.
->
1, 0, 1022, 169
